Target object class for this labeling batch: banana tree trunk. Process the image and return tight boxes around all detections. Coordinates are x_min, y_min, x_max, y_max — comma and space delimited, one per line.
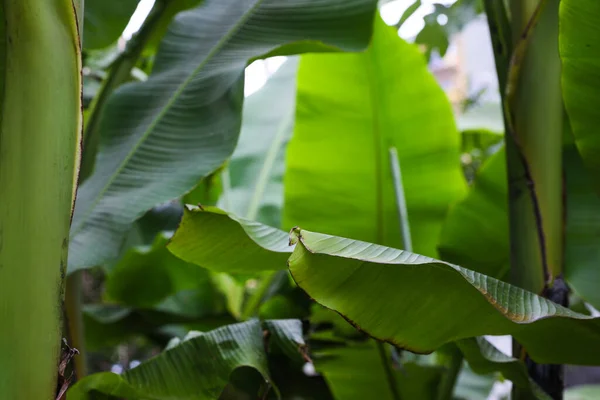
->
507, 0, 565, 398
0, 1, 82, 398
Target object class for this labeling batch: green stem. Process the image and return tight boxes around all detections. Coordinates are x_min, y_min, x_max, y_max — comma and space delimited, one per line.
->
65, 272, 87, 379
0, 1, 82, 398
376, 341, 401, 400
486, 0, 565, 398
241, 271, 285, 320
389, 147, 412, 252
79, 0, 168, 182
436, 346, 463, 400
246, 112, 292, 220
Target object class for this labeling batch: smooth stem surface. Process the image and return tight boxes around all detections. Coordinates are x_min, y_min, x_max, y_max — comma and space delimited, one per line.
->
376, 341, 401, 400
436, 346, 463, 400
0, 0, 82, 398
507, 0, 564, 398
79, 0, 167, 181
65, 272, 87, 379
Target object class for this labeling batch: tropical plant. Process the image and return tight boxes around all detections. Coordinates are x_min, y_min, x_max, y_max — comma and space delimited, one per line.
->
3, 0, 600, 399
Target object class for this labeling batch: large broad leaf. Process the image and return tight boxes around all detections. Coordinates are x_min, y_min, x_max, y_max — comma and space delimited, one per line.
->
68, 319, 306, 399
84, 0, 140, 49
168, 206, 291, 274
68, 0, 379, 272
438, 147, 509, 278
223, 57, 299, 227
167, 209, 600, 364
560, 0, 600, 194
288, 229, 600, 365
283, 16, 467, 257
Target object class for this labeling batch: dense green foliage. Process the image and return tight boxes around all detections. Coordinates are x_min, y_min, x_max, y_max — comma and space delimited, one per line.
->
3, 0, 600, 399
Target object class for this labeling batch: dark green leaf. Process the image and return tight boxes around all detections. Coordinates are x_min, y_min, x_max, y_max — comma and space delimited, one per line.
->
288, 228, 600, 364
83, 0, 140, 50
69, 0, 379, 272
69, 319, 305, 399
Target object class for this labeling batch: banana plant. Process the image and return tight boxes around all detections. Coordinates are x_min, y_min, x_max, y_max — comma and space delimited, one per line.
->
0, 1, 83, 398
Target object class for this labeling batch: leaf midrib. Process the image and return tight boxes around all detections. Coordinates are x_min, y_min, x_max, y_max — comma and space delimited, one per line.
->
71, 0, 265, 237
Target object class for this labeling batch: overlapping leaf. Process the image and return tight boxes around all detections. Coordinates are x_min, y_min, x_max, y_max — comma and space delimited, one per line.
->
69, 0, 379, 271
288, 228, 600, 364
167, 208, 600, 364
68, 319, 306, 399
168, 207, 291, 273
284, 16, 467, 257
83, 0, 140, 49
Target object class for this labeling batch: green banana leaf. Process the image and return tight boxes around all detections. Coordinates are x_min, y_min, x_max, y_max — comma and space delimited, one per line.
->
222, 57, 299, 227
560, 0, 600, 194
68, 0, 379, 272
438, 147, 509, 278
283, 16, 467, 258
84, 0, 140, 49
68, 319, 306, 399
167, 207, 600, 364
168, 206, 291, 274
289, 228, 600, 364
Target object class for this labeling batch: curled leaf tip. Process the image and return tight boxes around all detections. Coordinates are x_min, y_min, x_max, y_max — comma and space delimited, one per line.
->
289, 227, 302, 246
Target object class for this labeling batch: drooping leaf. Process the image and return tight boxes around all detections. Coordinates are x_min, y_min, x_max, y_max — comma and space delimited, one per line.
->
560, 0, 600, 194
84, 0, 140, 50
69, 0, 379, 272
68, 319, 306, 399
438, 147, 509, 278
223, 57, 299, 227
288, 228, 600, 365
284, 16, 467, 258
168, 207, 292, 274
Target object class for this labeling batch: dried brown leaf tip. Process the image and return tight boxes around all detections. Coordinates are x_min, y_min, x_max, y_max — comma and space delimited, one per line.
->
55, 338, 79, 400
